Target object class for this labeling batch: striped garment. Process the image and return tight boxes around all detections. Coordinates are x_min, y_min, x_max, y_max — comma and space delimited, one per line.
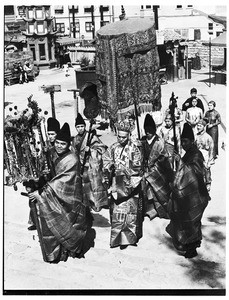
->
36, 150, 87, 263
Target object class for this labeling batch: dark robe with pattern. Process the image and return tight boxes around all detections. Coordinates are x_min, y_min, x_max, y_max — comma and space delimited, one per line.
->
72, 131, 108, 211
35, 150, 87, 263
104, 140, 143, 248
141, 135, 174, 220
166, 144, 210, 250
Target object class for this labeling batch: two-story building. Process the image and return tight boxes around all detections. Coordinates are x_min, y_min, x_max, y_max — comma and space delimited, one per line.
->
4, 5, 226, 70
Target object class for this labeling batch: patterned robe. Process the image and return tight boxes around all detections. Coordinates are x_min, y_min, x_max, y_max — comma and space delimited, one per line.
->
35, 150, 87, 263
166, 144, 210, 250
72, 131, 108, 211
204, 109, 221, 158
141, 135, 174, 220
104, 140, 143, 248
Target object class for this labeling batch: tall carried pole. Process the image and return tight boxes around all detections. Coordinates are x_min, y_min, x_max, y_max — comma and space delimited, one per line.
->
39, 85, 61, 119
209, 36, 211, 87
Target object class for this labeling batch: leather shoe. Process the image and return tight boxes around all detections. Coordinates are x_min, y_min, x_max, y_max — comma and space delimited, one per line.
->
28, 225, 36, 231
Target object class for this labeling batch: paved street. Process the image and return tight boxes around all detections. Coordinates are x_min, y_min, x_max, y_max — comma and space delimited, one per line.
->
3, 66, 226, 294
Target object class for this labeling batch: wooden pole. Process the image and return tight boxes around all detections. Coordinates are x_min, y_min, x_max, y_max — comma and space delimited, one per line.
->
209, 36, 211, 87
50, 91, 56, 118
134, 101, 141, 140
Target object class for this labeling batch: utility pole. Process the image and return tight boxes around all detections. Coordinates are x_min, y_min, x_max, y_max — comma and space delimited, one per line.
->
209, 36, 211, 87
91, 5, 95, 39
71, 5, 76, 38
153, 5, 159, 30
100, 5, 104, 27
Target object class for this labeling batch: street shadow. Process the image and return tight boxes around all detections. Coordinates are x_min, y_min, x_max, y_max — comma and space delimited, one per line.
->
207, 216, 226, 225
198, 74, 226, 86
92, 213, 111, 228
202, 228, 226, 250
155, 219, 226, 289
57, 101, 73, 108
197, 77, 213, 86
184, 258, 225, 289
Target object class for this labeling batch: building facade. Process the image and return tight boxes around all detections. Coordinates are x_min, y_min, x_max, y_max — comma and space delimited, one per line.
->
4, 5, 226, 69
52, 5, 114, 42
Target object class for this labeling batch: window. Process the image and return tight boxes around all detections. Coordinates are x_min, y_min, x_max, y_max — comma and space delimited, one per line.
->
70, 22, 80, 32
56, 23, 65, 33
28, 9, 34, 19
85, 22, 93, 32
28, 23, 35, 33
194, 29, 201, 40
36, 9, 43, 19
29, 44, 36, 60
48, 41, 53, 60
84, 7, 92, 13
39, 44, 46, 60
176, 5, 182, 9
4, 6, 14, 15
141, 5, 144, 9
102, 6, 109, 12
69, 6, 79, 13
18, 6, 26, 17
37, 22, 44, 33
208, 23, 213, 30
187, 5, 193, 8
54, 5, 64, 14
146, 5, 152, 9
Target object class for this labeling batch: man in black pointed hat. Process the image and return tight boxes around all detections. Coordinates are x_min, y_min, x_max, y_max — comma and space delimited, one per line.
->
27, 122, 88, 263
27, 117, 61, 231
47, 117, 60, 147
141, 113, 174, 220
166, 122, 210, 258
72, 113, 108, 212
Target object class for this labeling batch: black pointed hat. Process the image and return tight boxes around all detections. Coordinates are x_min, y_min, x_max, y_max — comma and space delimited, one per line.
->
181, 123, 194, 140
47, 117, 60, 132
75, 113, 86, 126
144, 113, 156, 134
55, 122, 71, 143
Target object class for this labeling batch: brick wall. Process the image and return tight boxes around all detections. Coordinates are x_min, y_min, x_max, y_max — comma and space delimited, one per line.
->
188, 41, 225, 68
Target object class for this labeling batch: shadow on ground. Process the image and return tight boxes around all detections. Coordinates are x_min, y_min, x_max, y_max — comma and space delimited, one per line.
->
57, 101, 73, 108
155, 215, 226, 289
92, 212, 111, 228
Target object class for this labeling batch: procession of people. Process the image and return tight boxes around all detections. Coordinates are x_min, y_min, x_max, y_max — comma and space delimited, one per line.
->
4, 83, 222, 264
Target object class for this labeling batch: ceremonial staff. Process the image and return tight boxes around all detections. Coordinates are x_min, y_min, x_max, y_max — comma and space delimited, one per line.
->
169, 92, 178, 153
79, 83, 100, 176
